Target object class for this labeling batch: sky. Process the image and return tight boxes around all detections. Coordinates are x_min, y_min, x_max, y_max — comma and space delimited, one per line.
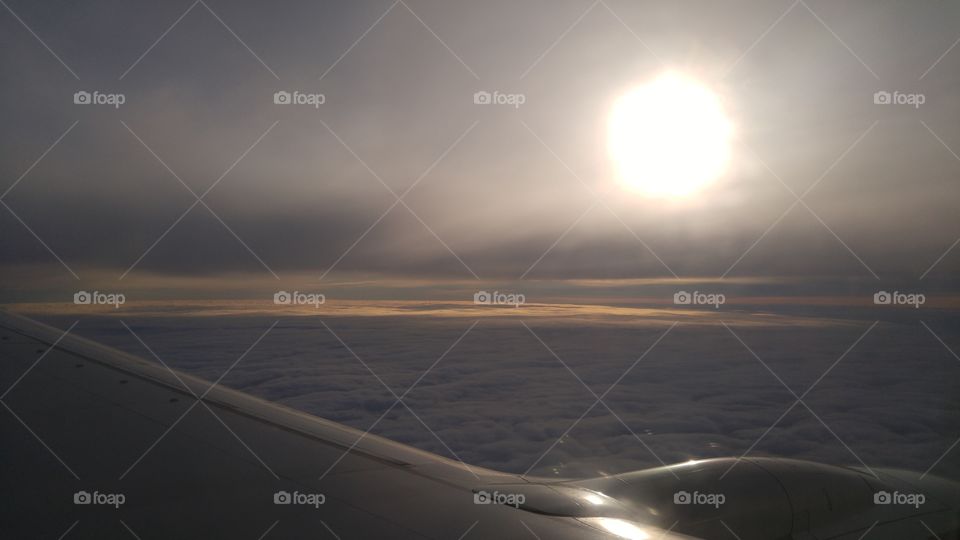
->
2, 0, 959, 504
2, 0, 959, 302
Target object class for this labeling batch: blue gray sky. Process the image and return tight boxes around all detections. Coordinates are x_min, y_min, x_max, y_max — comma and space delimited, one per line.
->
1, 0, 959, 299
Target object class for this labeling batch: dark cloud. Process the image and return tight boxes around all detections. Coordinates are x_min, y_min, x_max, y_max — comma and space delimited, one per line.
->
2, 0, 960, 289
29, 311, 960, 480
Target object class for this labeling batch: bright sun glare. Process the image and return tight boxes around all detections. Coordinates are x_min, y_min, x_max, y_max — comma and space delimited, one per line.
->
608, 72, 733, 198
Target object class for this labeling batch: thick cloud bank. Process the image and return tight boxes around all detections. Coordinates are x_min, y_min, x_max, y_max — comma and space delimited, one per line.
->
33, 309, 960, 481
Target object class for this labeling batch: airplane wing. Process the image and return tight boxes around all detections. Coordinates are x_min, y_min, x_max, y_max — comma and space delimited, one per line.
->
0, 311, 696, 540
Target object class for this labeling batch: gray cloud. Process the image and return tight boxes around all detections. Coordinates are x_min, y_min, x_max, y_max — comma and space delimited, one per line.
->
2, 0, 960, 287
29, 311, 960, 481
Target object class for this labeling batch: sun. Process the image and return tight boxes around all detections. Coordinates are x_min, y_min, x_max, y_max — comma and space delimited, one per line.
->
608, 72, 733, 198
